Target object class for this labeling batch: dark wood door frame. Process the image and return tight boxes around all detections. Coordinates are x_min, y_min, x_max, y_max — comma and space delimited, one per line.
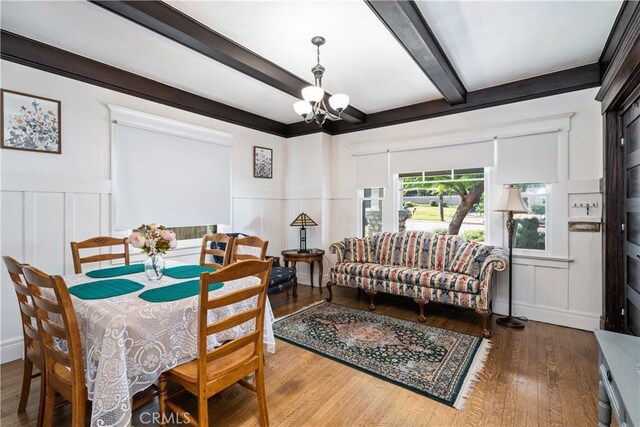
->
597, 1, 640, 332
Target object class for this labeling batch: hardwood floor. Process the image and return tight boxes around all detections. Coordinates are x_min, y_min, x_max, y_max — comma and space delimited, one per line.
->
1, 284, 600, 426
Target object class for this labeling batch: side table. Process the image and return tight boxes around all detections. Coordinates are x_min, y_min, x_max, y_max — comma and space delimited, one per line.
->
594, 329, 640, 427
281, 249, 325, 292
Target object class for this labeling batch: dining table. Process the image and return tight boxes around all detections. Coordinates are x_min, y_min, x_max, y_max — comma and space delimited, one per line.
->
59, 260, 276, 427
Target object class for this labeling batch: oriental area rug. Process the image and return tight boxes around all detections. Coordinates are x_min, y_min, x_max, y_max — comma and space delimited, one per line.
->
273, 302, 490, 409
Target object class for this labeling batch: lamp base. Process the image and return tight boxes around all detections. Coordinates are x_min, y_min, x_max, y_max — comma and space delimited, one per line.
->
496, 316, 525, 329
297, 249, 310, 253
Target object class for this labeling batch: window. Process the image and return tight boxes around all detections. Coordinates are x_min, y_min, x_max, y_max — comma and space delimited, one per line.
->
513, 183, 548, 251
361, 187, 384, 237
172, 225, 217, 241
398, 168, 485, 242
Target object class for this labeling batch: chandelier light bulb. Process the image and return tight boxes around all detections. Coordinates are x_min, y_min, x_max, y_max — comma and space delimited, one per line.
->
293, 100, 312, 117
302, 86, 325, 103
328, 93, 349, 113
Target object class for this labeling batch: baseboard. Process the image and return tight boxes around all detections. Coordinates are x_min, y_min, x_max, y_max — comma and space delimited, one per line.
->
492, 299, 600, 331
1, 336, 24, 364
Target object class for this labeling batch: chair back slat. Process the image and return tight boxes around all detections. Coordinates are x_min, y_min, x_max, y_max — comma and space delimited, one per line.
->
197, 259, 271, 385
230, 236, 268, 263
206, 307, 260, 336
71, 236, 130, 274
200, 234, 234, 269
204, 285, 263, 310
205, 330, 260, 363
22, 266, 87, 399
2, 256, 43, 368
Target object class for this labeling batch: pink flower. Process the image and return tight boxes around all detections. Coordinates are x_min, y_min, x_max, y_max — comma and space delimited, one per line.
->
128, 231, 145, 248
169, 239, 178, 249
148, 223, 159, 231
159, 229, 176, 242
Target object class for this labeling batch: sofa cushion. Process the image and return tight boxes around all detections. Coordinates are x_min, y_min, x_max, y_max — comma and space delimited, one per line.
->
449, 240, 494, 278
343, 235, 379, 263
334, 262, 480, 293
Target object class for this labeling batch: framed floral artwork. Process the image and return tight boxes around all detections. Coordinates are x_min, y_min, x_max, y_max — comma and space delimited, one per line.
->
254, 146, 273, 179
1, 89, 61, 154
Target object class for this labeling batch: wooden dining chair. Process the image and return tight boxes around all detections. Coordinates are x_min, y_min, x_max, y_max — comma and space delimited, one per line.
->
230, 236, 268, 263
22, 266, 87, 427
158, 259, 273, 427
2, 256, 45, 427
199, 234, 235, 269
70, 236, 130, 274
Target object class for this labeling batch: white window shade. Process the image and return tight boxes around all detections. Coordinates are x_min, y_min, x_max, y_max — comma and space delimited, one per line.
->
354, 152, 389, 188
389, 140, 494, 175
496, 132, 558, 184
112, 123, 231, 230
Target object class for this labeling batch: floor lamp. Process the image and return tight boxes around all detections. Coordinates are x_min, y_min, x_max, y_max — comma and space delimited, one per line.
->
494, 185, 529, 329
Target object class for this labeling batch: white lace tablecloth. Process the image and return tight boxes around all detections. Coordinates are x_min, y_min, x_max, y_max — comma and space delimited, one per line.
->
61, 261, 276, 427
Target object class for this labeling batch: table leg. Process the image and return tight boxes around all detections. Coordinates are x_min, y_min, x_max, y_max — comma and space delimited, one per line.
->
318, 259, 323, 293
598, 380, 611, 427
310, 261, 314, 288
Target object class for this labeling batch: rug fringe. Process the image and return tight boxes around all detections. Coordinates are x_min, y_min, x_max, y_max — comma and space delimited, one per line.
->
274, 300, 326, 322
453, 338, 492, 410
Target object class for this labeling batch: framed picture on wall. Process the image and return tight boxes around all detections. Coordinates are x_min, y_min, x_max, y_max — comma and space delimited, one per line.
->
254, 146, 273, 179
1, 89, 62, 154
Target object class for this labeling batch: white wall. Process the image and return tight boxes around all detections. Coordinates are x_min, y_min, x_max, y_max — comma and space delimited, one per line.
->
0, 59, 605, 362
0, 61, 287, 362
328, 88, 603, 331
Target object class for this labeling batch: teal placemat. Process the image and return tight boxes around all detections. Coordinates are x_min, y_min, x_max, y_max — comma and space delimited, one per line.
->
85, 264, 145, 278
162, 265, 216, 279
138, 280, 224, 303
69, 279, 144, 300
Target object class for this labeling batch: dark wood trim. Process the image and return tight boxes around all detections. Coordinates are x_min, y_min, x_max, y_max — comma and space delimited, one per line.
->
599, 1, 640, 79
325, 64, 600, 135
601, 111, 625, 332
365, 0, 466, 105
88, 0, 366, 125
596, 1, 640, 112
0, 30, 286, 136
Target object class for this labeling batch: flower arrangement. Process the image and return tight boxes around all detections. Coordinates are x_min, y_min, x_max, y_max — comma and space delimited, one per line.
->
128, 223, 177, 255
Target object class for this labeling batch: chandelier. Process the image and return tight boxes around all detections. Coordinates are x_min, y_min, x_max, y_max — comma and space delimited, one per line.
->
293, 36, 350, 126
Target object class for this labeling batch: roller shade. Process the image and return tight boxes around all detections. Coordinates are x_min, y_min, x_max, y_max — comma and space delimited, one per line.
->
389, 140, 494, 175
354, 152, 389, 188
113, 123, 231, 230
496, 132, 558, 184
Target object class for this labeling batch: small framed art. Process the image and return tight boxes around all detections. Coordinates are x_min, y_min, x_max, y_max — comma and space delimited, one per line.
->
1, 89, 61, 154
254, 146, 273, 179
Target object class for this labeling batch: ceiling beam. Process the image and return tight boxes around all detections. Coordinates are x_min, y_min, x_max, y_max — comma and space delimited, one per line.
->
365, 0, 466, 105
88, 0, 367, 125
323, 63, 600, 135
0, 31, 287, 136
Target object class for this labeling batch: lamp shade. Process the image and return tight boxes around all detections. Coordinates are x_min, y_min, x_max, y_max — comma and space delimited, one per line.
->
290, 212, 318, 227
293, 100, 312, 116
302, 86, 325, 103
495, 186, 528, 213
329, 93, 349, 112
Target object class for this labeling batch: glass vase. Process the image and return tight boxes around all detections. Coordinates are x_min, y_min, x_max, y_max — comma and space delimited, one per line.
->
144, 253, 165, 281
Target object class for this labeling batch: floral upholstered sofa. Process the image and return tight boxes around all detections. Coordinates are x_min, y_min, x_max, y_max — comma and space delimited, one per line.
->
327, 230, 508, 338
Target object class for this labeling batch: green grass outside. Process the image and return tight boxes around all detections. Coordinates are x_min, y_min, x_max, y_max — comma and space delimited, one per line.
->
408, 205, 459, 221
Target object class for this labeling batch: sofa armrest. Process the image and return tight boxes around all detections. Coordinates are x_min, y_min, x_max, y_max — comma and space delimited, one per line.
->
329, 241, 346, 263
479, 247, 509, 280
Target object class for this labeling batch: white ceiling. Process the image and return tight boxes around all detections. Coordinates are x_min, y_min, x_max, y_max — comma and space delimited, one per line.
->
0, 1, 623, 125
415, 0, 621, 90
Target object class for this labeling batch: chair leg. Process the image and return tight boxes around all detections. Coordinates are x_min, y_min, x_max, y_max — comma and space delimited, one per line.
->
476, 308, 492, 338
18, 357, 33, 413
198, 395, 209, 427
42, 385, 55, 427
255, 366, 269, 427
37, 371, 46, 427
158, 374, 167, 427
364, 289, 377, 311
293, 279, 298, 298
71, 393, 85, 427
